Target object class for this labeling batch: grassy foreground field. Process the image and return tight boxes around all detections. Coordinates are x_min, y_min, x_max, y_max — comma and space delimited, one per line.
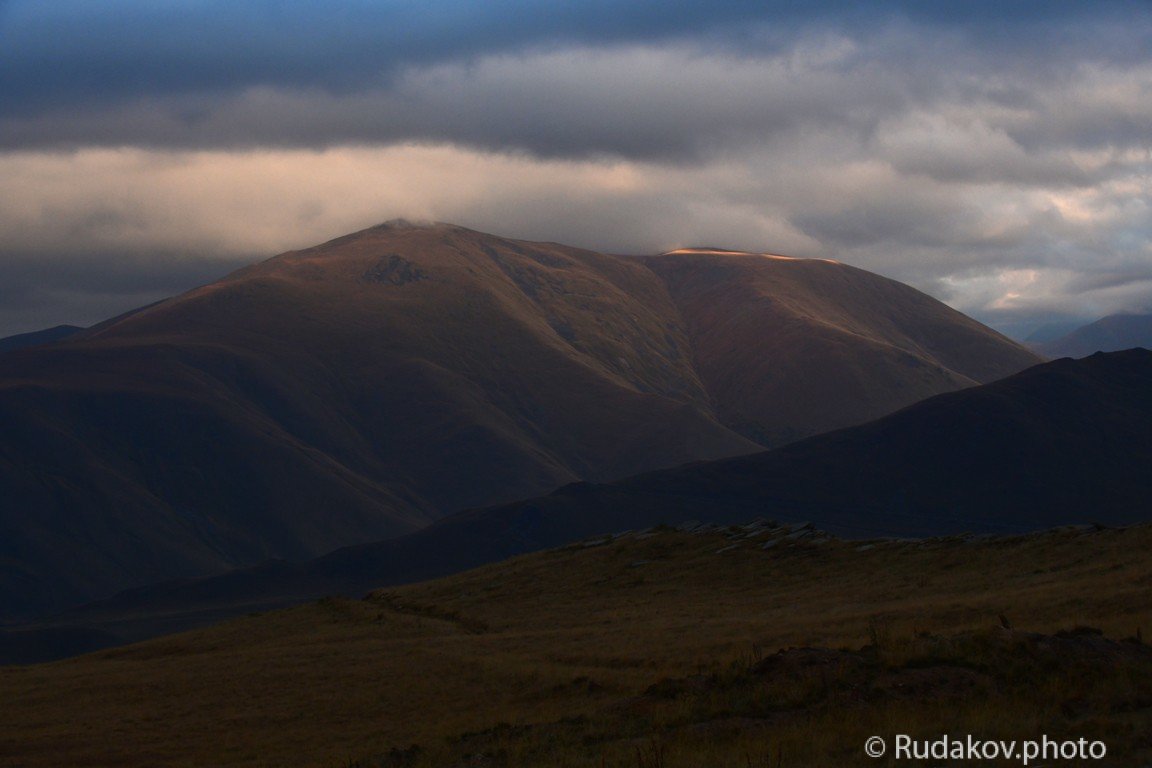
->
3, 520, 1152, 767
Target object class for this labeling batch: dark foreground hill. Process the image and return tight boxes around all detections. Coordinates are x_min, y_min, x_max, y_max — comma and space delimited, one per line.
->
0, 221, 1038, 620
26, 349, 1150, 658
1038, 313, 1152, 358
3, 521, 1152, 767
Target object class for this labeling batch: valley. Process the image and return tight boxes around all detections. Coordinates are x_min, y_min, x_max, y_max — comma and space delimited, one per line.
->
2, 521, 1150, 766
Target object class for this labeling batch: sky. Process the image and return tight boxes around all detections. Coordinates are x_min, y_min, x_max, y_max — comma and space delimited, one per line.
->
0, 1, 1150, 339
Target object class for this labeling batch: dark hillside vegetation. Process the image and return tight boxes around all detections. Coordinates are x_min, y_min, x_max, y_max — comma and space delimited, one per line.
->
2, 521, 1151, 766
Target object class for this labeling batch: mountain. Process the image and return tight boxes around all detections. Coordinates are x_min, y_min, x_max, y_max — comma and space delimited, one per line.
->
1038, 313, 1152, 358
0, 221, 1038, 620
36, 349, 1149, 655
1023, 320, 1082, 345
0, 324, 84, 354
643, 248, 1039, 445
0, 222, 748, 620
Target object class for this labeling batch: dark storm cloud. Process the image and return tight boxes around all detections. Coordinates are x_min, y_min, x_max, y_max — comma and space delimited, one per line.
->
0, 0, 801, 118
1, 0, 1150, 338
3, 28, 1149, 169
0, 0, 1148, 154
0, 46, 901, 158
1068, 267, 1152, 294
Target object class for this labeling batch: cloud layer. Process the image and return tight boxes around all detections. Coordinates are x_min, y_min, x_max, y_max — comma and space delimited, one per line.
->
0, 1, 1149, 338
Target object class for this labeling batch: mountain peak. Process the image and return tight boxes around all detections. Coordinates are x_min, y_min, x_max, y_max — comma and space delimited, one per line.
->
1037, 313, 1152, 359
661, 247, 788, 257
0, 220, 1042, 621
658, 247, 840, 264
370, 218, 457, 232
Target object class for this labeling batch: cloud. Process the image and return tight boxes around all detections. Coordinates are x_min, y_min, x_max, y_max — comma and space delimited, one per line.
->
5, 31, 1150, 168
1, 2, 1149, 155
0, 132, 1148, 337
0, 38, 884, 155
0, 145, 794, 257
0, 0, 811, 122
0, 2, 1150, 338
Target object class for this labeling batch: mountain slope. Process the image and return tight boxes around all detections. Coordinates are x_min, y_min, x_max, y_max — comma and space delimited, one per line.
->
540, 349, 1152, 537
0, 222, 1039, 620
645, 249, 1040, 445
1038, 312, 1152, 358
0, 222, 755, 619
43, 350, 1151, 650
0, 324, 84, 354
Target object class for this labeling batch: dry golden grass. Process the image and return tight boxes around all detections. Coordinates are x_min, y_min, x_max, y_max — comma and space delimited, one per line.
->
3, 521, 1152, 767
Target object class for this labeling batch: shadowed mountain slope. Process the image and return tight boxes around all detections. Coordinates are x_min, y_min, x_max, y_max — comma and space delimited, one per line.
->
41, 350, 1150, 652
1038, 313, 1152, 359
644, 249, 1040, 445
0, 222, 1039, 620
0, 324, 84, 354
0, 222, 753, 620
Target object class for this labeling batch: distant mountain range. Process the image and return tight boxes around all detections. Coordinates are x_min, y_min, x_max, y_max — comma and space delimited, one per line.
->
0, 324, 84, 353
0, 221, 1039, 620
1036, 313, 1152, 358
21, 348, 1149, 663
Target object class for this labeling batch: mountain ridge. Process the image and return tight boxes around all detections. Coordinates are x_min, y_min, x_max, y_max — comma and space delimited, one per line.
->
1037, 312, 1152, 359
26, 349, 1146, 661
0, 324, 85, 354
641, 248, 1035, 444
0, 220, 1039, 620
